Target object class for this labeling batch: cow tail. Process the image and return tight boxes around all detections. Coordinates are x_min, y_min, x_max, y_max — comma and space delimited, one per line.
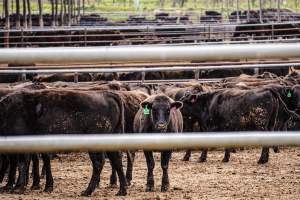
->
268, 88, 300, 121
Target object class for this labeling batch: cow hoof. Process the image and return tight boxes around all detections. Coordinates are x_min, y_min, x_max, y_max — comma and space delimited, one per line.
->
182, 156, 190, 162
198, 158, 207, 163
13, 187, 26, 194
161, 184, 169, 192
273, 148, 280, 153
31, 185, 41, 190
81, 190, 91, 197
116, 189, 127, 196
222, 158, 229, 163
258, 159, 268, 165
1, 185, 13, 193
146, 185, 154, 192
110, 180, 117, 187
44, 186, 53, 193
125, 180, 131, 186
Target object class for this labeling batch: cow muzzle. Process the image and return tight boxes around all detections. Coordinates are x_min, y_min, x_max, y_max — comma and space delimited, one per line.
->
155, 123, 167, 132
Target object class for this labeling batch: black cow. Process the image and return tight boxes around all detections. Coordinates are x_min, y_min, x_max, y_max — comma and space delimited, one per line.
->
162, 83, 210, 161
181, 86, 300, 164
0, 89, 128, 196
133, 94, 183, 192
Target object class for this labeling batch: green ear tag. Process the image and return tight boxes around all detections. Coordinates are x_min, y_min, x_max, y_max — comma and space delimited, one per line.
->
287, 91, 292, 98
143, 105, 150, 115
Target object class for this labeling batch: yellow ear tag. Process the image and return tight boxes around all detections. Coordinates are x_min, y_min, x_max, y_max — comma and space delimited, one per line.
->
287, 91, 292, 98
143, 105, 150, 115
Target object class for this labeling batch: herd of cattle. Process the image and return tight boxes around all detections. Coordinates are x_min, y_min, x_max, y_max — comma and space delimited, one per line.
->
0, 68, 299, 196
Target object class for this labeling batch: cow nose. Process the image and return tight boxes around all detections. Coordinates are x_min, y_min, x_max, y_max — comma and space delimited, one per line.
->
156, 123, 167, 129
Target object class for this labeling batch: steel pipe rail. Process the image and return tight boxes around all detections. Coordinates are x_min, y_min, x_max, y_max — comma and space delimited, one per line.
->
1, 43, 300, 65
0, 132, 299, 153
1, 20, 300, 33
0, 62, 298, 74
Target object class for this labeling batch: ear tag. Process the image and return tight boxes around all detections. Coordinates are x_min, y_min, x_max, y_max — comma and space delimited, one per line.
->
143, 105, 150, 115
287, 91, 292, 98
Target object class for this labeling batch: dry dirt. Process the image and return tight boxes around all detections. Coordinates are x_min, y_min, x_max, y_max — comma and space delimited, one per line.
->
0, 148, 300, 200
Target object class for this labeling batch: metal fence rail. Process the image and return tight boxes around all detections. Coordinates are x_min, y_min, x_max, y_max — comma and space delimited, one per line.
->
1, 21, 300, 48
1, 43, 300, 65
0, 132, 299, 153
1, 21, 300, 33
0, 62, 298, 74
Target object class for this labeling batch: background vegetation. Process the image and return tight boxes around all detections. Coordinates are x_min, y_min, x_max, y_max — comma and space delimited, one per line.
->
1, 0, 300, 20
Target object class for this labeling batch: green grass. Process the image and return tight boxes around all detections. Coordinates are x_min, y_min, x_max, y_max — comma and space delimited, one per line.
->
0, 0, 300, 20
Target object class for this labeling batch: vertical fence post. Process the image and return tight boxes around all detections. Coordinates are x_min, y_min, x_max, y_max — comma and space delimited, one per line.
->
74, 72, 79, 83
84, 28, 87, 47
141, 71, 146, 84
194, 69, 200, 80
277, 0, 281, 22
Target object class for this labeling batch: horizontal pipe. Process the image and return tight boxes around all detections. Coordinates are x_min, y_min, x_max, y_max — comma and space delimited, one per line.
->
1, 43, 300, 65
1, 20, 300, 33
0, 62, 297, 74
0, 132, 299, 153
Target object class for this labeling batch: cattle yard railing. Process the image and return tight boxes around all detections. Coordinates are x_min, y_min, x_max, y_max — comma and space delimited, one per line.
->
0, 62, 298, 83
1, 21, 300, 47
1, 43, 300, 65
0, 133, 298, 153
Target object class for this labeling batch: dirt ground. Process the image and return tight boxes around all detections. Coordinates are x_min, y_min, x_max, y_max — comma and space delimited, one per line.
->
0, 147, 299, 200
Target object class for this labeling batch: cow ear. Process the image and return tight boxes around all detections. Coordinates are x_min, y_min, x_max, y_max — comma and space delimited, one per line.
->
171, 101, 183, 110
35, 103, 43, 118
141, 101, 152, 109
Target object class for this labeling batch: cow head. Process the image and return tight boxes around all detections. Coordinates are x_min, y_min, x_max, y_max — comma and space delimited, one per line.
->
180, 92, 212, 122
141, 95, 182, 132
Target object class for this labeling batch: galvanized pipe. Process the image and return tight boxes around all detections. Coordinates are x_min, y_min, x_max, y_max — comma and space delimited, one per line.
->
1, 20, 300, 33
0, 62, 298, 74
0, 133, 298, 153
1, 43, 300, 65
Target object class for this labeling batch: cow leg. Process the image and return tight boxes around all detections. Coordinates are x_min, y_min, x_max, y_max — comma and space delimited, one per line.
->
41, 161, 46, 179
2, 155, 17, 192
144, 151, 155, 192
258, 147, 269, 164
222, 148, 232, 162
198, 148, 208, 162
106, 152, 127, 196
31, 154, 40, 190
13, 154, 31, 194
25, 156, 31, 186
126, 151, 135, 185
161, 151, 171, 192
41, 153, 54, 192
182, 150, 191, 161
109, 166, 117, 187
273, 146, 280, 153
0, 155, 9, 183
81, 153, 105, 196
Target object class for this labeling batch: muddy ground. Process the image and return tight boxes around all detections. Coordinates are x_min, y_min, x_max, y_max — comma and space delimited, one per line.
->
0, 147, 299, 200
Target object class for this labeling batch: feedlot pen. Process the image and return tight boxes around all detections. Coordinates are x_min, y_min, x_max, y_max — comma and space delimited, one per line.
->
0, 149, 299, 200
